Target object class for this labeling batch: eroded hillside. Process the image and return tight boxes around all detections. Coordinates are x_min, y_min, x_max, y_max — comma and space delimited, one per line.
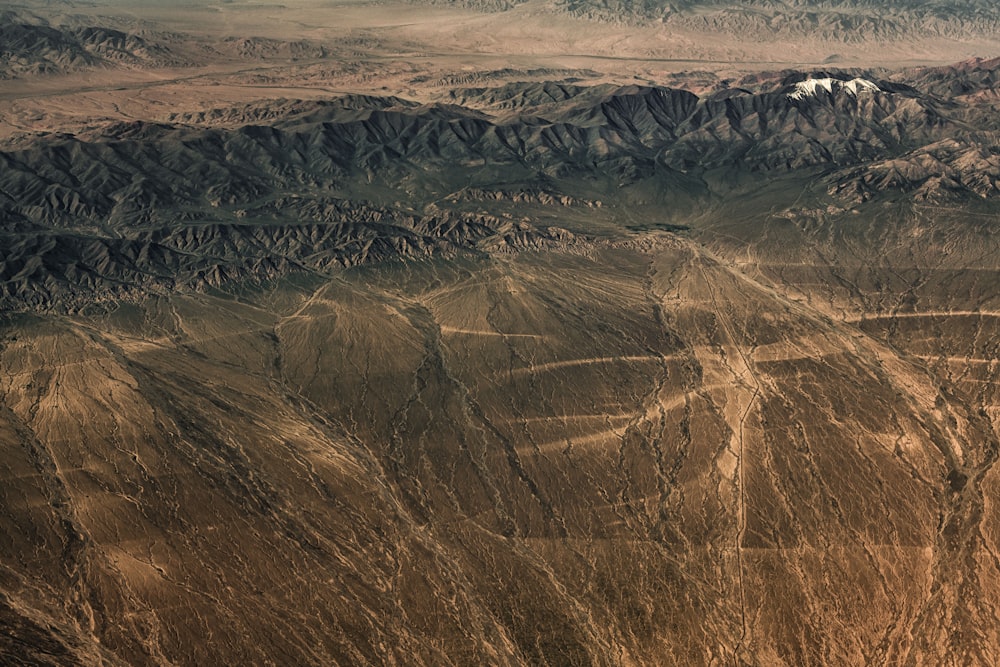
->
3, 1, 1000, 664
4, 215, 1000, 663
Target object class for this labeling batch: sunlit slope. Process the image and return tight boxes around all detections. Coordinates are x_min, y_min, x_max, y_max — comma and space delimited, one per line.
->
3, 234, 998, 665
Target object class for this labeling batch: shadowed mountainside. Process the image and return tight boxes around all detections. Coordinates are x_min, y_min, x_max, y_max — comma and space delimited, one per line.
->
3, 66, 1000, 310
0, 12, 185, 79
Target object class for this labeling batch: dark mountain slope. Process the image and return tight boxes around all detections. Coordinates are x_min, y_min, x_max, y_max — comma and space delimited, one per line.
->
0, 17, 182, 79
3, 69, 998, 310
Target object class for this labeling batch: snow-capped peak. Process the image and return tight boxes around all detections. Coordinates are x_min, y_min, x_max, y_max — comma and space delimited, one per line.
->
788, 77, 881, 101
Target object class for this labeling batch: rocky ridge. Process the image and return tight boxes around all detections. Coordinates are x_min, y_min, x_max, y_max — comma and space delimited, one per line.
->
0, 13, 184, 78
3, 65, 1000, 310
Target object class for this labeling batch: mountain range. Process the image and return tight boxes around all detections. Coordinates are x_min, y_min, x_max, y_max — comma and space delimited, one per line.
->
3, 64, 1000, 311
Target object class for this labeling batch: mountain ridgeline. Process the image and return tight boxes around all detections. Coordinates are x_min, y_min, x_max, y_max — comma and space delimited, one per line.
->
3, 66, 1000, 311
0, 14, 184, 78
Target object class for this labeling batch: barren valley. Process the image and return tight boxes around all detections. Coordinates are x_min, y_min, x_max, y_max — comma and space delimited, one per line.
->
3, 0, 1000, 665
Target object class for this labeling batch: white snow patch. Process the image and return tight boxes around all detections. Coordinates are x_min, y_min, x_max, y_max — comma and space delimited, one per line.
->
788, 77, 881, 101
